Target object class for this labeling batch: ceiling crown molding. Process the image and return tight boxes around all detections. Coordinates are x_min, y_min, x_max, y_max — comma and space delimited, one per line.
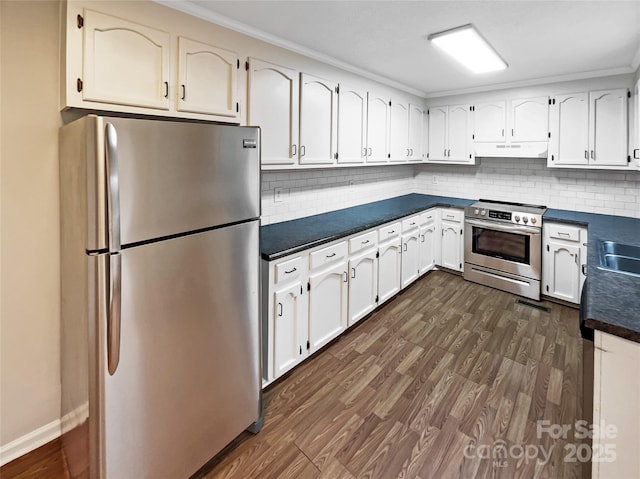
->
155, 0, 427, 97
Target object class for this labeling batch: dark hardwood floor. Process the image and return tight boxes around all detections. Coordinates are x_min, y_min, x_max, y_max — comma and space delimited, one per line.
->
1, 271, 584, 478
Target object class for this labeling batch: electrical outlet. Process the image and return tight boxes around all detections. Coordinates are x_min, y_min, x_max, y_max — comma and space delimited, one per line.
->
274, 187, 283, 203
432, 175, 439, 184
349, 180, 355, 191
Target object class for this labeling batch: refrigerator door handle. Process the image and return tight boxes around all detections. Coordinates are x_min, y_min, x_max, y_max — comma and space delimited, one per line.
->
105, 123, 121, 251
107, 253, 122, 375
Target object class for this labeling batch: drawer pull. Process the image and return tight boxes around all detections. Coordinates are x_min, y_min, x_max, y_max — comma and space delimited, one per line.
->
446, 214, 455, 219
558, 232, 571, 237
361, 240, 370, 244
326, 252, 336, 258
284, 267, 297, 274
388, 230, 395, 234
410, 222, 416, 226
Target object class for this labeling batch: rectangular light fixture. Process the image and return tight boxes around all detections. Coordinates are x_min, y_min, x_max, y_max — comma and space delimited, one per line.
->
429, 24, 507, 74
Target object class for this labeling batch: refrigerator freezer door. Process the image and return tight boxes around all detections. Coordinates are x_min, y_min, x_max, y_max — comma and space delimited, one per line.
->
94, 221, 260, 478
86, 116, 260, 250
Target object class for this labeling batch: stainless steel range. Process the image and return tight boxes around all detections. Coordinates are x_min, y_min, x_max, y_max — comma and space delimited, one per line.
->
464, 199, 547, 300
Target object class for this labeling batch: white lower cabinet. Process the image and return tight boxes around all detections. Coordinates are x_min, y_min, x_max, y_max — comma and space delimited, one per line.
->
308, 255, 348, 352
273, 280, 307, 379
542, 222, 587, 303
439, 209, 464, 272
419, 222, 438, 274
401, 226, 420, 288
378, 237, 402, 305
592, 331, 640, 479
348, 248, 379, 326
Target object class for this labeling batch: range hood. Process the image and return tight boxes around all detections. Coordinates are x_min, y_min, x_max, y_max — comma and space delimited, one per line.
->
474, 141, 548, 159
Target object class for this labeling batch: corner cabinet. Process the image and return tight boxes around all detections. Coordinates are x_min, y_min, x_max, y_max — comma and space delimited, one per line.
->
427, 104, 474, 164
377, 222, 402, 305
440, 209, 464, 272
248, 58, 299, 166
548, 89, 630, 169
62, 7, 240, 122
542, 222, 587, 304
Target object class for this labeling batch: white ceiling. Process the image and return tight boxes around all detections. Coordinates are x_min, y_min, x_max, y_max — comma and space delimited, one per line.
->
166, 1, 640, 97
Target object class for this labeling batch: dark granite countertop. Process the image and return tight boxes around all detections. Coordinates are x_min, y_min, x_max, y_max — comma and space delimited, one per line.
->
261, 194, 472, 260
260, 195, 640, 343
544, 209, 640, 344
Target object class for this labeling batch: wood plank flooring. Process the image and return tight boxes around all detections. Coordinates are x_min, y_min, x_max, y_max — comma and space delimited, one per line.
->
1, 271, 585, 479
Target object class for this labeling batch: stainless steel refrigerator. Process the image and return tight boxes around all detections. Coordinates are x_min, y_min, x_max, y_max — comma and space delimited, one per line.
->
59, 115, 262, 478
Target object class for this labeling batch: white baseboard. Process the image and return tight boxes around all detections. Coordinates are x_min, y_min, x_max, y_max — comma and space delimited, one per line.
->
0, 402, 88, 467
0, 419, 61, 466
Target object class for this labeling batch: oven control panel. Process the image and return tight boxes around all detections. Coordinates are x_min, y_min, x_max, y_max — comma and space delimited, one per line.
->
466, 204, 544, 227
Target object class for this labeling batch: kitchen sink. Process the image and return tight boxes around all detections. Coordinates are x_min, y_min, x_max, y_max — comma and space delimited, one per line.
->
597, 241, 640, 277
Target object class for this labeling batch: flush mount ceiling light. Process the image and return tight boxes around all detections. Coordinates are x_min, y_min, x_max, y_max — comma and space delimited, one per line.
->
428, 24, 507, 74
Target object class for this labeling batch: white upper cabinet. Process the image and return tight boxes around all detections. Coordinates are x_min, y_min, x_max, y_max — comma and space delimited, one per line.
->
176, 37, 238, 117
548, 93, 590, 165
408, 104, 425, 162
299, 73, 338, 165
390, 100, 410, 162
510, 96, 549, 142
337, 85, 367, 164
81, 10, 171, 110
248, 58, 299, 166
590, 89, 628, 166
427, 104, 473, 163
634, 79, 640, 169
366, 93, 390, 162
473, 101, 506, 142
473, 96, 549, 157
549, 88, 629, 168
427, 106, 447, 161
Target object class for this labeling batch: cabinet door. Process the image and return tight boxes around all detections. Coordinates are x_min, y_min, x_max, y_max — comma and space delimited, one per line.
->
510, 96, 549, 142
408, 104, 424, 162
337, 86, 367, 164
473, 101, 506, 142
82, 9, 171, 109
308, 261, 348, 352
390, 101, 409, 162
419, 224, 437, 275
544, 240, 581, 303
441, 221, 462, 271
176, 37, 238, 117
348, 250, 378, 326
367, 94, 390, 162
401, 231, 420, 288
428, 106, 447, 161
299, 73, 338, 165
590, 89, 628, 166
549, 93, 589, 165
273, 281, 306, 379
448, 104, 473, 162
248, 58, 299, 166
593, 332, 640, 479
378, 240, 401, 304
421, 109, 429, 161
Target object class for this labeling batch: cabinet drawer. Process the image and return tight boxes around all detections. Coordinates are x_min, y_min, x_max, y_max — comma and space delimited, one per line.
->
378, 222, 401, 241
274, 256, 304, 284
402, 216, 420, 231
349, 230, 378, 254
546, 223, 581, 242
419, 210, 437, 225
440, 209, 463, 223
309, 241, 348, 270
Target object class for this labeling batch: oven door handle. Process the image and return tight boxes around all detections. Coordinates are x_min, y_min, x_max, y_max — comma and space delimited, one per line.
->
465, 218, 541, 235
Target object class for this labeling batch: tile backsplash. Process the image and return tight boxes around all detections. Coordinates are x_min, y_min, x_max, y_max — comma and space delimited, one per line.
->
261, 166, 416, 224
414, 158, 639, 218
261, 159, 639, 224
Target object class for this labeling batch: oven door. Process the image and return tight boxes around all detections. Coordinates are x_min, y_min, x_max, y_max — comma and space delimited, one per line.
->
464, 218, 542, 280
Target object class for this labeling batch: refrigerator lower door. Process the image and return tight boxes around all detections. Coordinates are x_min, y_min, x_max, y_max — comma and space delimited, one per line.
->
93, 221, 260, 478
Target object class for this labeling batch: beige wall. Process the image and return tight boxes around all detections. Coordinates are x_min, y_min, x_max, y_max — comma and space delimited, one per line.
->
1, 1, 63, 446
